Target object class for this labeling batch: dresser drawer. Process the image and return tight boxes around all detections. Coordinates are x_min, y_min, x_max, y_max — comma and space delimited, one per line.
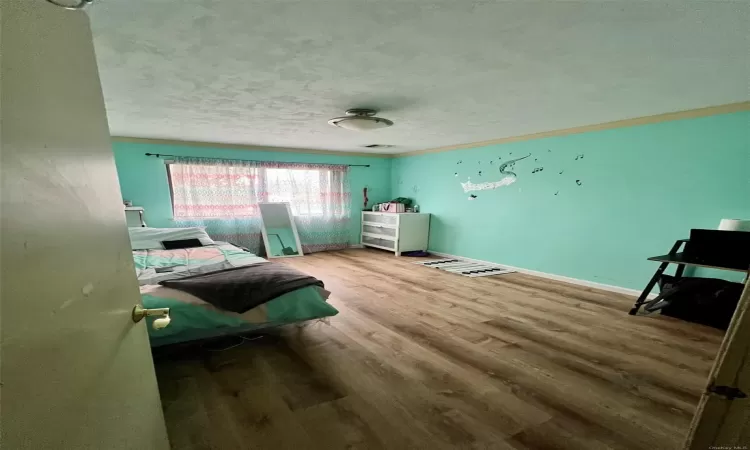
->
362, 235, 396, 250
362, 224, 397, 239
362, 212, 398, 227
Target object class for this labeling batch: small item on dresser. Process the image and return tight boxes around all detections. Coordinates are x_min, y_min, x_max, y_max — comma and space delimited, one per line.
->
378, 197, 413, 213
379, 202, 405, 213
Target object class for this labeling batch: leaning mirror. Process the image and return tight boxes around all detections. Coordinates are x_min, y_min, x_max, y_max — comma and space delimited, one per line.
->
258, 202, 303, 258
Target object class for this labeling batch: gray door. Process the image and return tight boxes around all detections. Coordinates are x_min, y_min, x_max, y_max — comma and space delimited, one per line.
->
1, 1, 170, 448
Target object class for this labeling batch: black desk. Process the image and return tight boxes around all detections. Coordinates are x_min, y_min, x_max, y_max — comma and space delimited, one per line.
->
629, 239, 749, 315
648, 253, 750, 273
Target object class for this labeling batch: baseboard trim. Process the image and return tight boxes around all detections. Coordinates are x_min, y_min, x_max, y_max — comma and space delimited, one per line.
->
428, 251, 656, 299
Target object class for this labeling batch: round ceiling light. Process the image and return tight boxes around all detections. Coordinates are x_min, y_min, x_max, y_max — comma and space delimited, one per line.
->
328, 109, 394, 131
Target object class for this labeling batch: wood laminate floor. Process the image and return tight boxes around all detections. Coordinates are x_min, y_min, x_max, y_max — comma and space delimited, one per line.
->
154, 249, 724, 450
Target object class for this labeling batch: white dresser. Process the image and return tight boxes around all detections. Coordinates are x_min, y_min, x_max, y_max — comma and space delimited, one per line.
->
361, 211, 430, 256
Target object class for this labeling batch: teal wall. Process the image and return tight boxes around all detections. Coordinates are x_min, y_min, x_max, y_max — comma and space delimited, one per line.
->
112, 142, 392, 245
392, 112, 750, 290
113, 112, 749, 291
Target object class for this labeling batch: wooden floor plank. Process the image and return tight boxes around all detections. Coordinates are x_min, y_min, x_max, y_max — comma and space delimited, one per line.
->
329, 303, 552, 437
154, 249, 723, 449
293, 396, 389, 450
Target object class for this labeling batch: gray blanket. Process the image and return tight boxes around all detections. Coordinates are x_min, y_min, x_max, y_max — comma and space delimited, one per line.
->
159, 262, 324, 313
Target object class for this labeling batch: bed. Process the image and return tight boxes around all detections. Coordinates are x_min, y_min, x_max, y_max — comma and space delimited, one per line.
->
130, 228, 338, 347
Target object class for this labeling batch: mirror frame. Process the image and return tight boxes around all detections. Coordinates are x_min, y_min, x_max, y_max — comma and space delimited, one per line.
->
258, 202, 304, 258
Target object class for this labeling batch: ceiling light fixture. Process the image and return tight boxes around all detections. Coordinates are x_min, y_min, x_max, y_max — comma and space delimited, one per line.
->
328, 109, 394, 131
45, 0, 94, 10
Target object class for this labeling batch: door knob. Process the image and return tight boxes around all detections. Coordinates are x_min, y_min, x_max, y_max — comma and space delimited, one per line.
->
132, 305, 171, 330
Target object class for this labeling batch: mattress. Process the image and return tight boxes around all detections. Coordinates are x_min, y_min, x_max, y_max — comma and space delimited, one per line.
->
134, 242, 338, 346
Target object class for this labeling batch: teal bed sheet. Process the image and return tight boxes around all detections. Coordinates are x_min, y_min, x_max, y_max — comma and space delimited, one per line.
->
143, 285, 337, 347
135, 242, 338, 346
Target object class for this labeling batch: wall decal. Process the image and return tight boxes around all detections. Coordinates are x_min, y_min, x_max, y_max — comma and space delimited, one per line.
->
469, 194, 477, 200
454, 150, 586, 197
363, 187, 368, 208
461, 177, 515, 192
460, 154, 530, 193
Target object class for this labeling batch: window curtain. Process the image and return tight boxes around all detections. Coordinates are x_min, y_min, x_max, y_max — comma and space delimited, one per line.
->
169, 157, 350, 254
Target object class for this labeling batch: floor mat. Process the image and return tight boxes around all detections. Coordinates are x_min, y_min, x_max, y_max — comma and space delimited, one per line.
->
413, 258, 515, 277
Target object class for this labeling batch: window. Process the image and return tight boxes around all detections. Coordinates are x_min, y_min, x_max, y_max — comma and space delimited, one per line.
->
167, 159, 349, 219
265, 168, 324, 215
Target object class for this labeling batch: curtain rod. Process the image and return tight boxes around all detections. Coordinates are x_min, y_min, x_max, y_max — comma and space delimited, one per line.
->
144, 153, 370, 168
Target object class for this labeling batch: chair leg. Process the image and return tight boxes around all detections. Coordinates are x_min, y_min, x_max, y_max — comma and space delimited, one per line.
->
629, 262, 669, 315
675, 264, 686, 280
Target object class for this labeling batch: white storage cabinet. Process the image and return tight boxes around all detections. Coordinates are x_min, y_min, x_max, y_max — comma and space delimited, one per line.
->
360, 211, 430, 256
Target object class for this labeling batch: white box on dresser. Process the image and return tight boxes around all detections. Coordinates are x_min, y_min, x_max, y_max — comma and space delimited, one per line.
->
361, 211, 430, 256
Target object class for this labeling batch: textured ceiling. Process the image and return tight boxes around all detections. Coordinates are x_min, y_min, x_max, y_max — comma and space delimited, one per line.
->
89, 1, 750, 154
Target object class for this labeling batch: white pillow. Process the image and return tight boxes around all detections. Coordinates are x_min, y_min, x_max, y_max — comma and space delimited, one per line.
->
128, 227, 215, 250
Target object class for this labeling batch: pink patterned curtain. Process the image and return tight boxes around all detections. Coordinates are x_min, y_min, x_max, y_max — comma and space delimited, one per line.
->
170, 158, 264, 218
169, 157, 350, 253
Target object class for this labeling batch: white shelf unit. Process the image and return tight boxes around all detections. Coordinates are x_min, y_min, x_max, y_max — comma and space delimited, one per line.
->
124, 206, 146, 227
361, 211, 430, 256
